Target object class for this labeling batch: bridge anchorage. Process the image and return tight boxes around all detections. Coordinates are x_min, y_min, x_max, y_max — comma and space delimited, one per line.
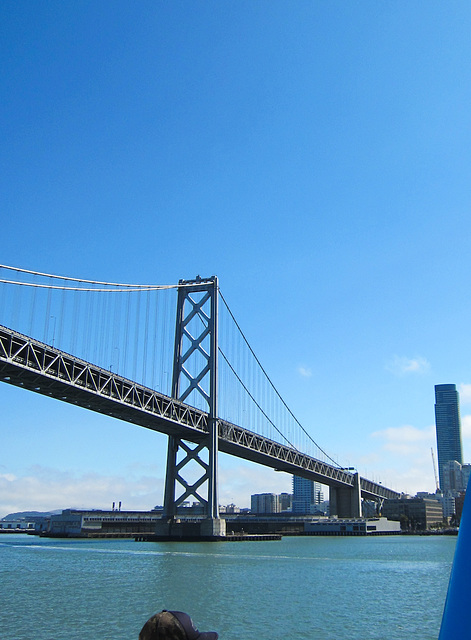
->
0, 265, 400, 540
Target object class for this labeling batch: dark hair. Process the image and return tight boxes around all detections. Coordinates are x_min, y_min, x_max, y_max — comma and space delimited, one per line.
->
139, 611, 187, 640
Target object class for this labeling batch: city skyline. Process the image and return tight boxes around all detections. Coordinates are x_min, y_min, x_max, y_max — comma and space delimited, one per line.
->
2, 3, 471, 517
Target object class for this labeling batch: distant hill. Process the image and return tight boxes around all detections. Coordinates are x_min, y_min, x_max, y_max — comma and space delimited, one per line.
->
2, 510, 63, 521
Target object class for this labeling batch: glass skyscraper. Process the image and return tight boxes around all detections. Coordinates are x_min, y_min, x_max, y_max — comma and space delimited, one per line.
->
292, 475, 324, 513
434, 384, 463, 491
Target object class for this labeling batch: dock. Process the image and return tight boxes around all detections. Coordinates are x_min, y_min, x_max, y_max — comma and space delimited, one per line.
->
134, 533, 282, 542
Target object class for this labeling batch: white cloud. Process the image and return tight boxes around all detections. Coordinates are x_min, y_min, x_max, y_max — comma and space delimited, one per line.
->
336, 451, 437, 496
0, 460, 293, 518
297, 366, 312, 378
0, 465, 164, 519
371, 424, 435, 443
461, 414, 471, 438
367, 425, 437, 492
371, 424, 435, 456
382, 442, 425, 456
385, 355, 430, 376
367, 417, 471, 494
0, 472, 16, 482
375, 463, 437, 496
459, 384, 471, 405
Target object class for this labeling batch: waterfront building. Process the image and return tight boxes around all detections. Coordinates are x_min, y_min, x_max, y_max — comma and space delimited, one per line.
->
435, 384, 463, 491
313, 485, 325, 508
292, 476, 324, 514
462, 463, 471, 490
362, 500, 380, 518
250, 492, 293, 514
279, 492, 292, 512
36, 509, 165, 537
251, 493, 280, 514
382, 497, 443, 530
0, 519, 35, 532
304, 516, 400, 536
314, 500, 330, 516
437, 493, 456, 519
454, 492, 467, 523
443, 460, 466, 492
219, 503, 240, 514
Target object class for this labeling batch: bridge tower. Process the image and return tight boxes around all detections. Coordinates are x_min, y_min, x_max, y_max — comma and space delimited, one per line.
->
159, 276, 225, 538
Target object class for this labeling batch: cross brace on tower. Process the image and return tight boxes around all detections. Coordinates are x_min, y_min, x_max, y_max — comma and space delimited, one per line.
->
161, 276, 224, 536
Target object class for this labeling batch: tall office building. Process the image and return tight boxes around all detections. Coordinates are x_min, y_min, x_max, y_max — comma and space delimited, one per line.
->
292, 476, 324, 514
250, 493, 280, 514
434, 384, 463, 491
462, 463, 471, 490
442, 460, 465, 492
279, 492, 292, 512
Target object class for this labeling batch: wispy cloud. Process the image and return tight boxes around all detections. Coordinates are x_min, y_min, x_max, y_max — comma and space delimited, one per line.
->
297, 366, 312, 378
371, 424, 435, 455
365, 425, 438, 493
459, 384, 471, 404
385, 355, 430, 376
0, 461, 292, 518
366, 413, 471, 495
461, 414, 471, 438
372, 424, 435, 443
0, 465, 164, 519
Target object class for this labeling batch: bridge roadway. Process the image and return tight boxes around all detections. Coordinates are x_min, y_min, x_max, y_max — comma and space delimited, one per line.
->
0, 325, 399, 502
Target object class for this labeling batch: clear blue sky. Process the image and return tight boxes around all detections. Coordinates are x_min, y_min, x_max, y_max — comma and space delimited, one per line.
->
2, 1, 471, 517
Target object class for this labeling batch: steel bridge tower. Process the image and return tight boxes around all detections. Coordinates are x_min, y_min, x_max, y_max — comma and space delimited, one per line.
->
158, 276, 225, 538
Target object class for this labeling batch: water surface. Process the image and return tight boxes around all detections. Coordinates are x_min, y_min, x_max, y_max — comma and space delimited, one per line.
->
0, 534, 455, 640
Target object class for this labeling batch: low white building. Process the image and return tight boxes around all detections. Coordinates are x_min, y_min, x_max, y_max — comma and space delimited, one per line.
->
0, 520, 35, 532
304, 517, 401, 536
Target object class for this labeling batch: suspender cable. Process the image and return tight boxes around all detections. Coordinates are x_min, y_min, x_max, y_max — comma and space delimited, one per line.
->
219, 289, 339, 467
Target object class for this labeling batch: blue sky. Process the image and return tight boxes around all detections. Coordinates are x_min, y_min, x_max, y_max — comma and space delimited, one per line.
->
2, 1, 471, 516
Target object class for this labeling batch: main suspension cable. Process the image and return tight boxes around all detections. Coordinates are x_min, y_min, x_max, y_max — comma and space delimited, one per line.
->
0, 264, 203, 291
0, 263, 171, 288
0, 279, 176, 292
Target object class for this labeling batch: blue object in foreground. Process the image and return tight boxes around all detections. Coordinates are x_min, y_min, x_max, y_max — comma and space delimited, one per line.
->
439, 476, 471, 638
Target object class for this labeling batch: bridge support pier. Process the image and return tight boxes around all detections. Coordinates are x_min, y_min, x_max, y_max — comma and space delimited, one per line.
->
200, 517, 226, 538
158, 276, 226, 540
154, 517, 226, 540
329, 472, 362, 518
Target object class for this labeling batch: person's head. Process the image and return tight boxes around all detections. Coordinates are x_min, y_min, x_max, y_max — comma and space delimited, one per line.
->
139, 610, 218, 640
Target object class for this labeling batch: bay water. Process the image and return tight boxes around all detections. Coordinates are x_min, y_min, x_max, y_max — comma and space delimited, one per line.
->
0, 533, 455, 640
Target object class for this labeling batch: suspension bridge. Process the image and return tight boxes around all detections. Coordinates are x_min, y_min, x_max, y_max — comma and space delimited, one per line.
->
0, 264, 399, 537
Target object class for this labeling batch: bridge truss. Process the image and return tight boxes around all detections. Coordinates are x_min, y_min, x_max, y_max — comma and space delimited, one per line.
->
0, 324, 399, 504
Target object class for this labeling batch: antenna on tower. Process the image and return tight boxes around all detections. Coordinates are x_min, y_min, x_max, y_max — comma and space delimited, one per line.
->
431, 447, 440, 492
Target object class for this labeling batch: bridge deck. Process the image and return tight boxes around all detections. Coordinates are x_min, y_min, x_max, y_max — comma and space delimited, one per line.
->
0, 325, 399, 501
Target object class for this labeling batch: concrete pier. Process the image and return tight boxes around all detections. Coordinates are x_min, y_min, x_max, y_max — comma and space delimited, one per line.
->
329, 472, 362, 518
135, 532, 281, 542
153, 517, 226, 540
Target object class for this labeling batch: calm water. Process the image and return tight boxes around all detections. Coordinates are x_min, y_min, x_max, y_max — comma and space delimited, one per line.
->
0, 533, 456, 640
